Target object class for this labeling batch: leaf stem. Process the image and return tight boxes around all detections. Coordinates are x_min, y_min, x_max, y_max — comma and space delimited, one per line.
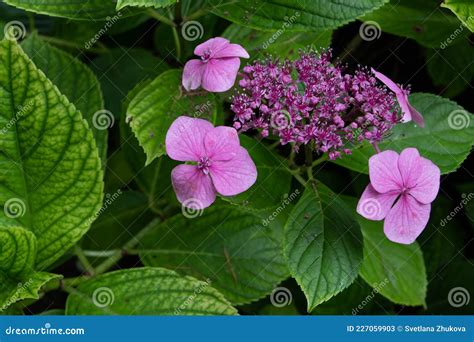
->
74, 245, 96, 276
147, 9, 176, 27
94, 219, 161, 275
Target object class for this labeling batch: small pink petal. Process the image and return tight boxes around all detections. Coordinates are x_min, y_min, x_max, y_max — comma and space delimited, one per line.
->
194, 37, 230, 57
384, 194, 430, 244
182, 59, 205, 91
398, 147, 422, 189
202, 57, 241, 92
409, 157, 440, 204
372, 68, 402, 94
357, 184, 398, 220
408, 103, 425, 127
369, 150, 403, 194
204, 126, 240, 161
213, 43, 249, 59
396, 93, 413, 123
210, 147, 257, 196
165, 116, 213, 162
171, 164, 217, 209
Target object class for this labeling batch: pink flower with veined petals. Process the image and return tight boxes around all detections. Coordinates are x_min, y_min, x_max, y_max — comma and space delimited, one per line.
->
371, 68, 425, 128
357, 148, 440, 244
166, 116, 257, 209
182, 37, 249, 93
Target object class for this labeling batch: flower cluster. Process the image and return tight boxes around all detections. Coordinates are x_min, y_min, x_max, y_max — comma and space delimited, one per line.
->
231, 50, 400, 159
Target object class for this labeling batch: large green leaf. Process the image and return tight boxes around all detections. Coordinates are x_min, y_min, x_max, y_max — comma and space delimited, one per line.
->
223, 135, 293, 210
222, 24, 332, 61
344, 197, 427, 306
426, 40, 474, 98
3, 0, 137, 20
139, 205, 289, 305
284, 182, 363, 311
21, 33, 108, 165
117, 0, 176, 10
127, 69, 217, 165
208, 0, 389, 32
441, 0, 474, 32
334, 93, 474, 175
0, 40, 104, 269
65, 267, 237, 315
0, 226, 61, 311
362, 0, 469, 48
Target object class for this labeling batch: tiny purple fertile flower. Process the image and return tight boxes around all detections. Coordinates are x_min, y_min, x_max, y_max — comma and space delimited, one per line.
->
166, 116, 257, 209
357, 148, 440, 244
182, 37, 250, 93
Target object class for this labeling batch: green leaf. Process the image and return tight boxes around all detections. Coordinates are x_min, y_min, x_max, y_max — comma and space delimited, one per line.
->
284, 182, 363, 311
65, 267, 238, 315
91, 49, 169, 117
441, 0, 474, 32
222, 24, 332, 61
0, 40, 104, 270
362, 0, 469, 48
426, 40, 474, 98
21, 33, 108, 165
334, 93, 474, 175
3, 0, 137, 20
343, 197, 427, 306
0, 226, 61, 311
139, 205, 289, 305
127, 69, 217, 165
117, 0, 176, 10
223, 136, 293, 210
208, 0, 389, 32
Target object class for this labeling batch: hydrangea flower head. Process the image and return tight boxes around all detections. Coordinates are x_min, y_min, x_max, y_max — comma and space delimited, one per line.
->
182, 37, 249, 93
371, 68, 425, 127
166, 116, 257, 209
357, 148, 440, 244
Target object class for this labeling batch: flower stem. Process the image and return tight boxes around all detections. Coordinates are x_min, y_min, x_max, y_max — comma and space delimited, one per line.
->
147, 9, 176, 26
74, 245, 96, 276
372, 142, 381, 153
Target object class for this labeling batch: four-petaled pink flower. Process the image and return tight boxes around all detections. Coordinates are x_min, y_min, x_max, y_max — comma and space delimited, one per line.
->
182, 37, 249, 93
357, 148, 440, 244
372, 68, 425, 128
166, 116, 257, 209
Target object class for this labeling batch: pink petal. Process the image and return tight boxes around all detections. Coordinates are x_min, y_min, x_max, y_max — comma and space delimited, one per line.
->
369, 150, 403, 194
408, 102, 425, 128
171, 164, 216, 209
396, 93, 413, 123
212, 43, 249, 59
204, 126, 240, 161
384, 194, 430, 244
194, 37, 230, 57
372, 68, 402, 94
409, 157, 440, 204
165, 116, 213, 162
209, 147, 257, 196
202, 57, 241, 92
182, 59, 205, 91
398, 148, 422, 189
357, 184, 398, 220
